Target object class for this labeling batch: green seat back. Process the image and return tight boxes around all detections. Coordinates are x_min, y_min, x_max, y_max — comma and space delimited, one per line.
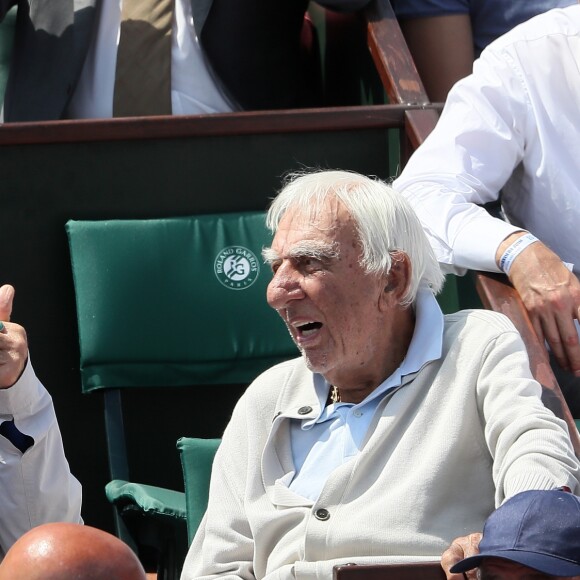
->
66, 211, 298, 394
177, 437, 221, 544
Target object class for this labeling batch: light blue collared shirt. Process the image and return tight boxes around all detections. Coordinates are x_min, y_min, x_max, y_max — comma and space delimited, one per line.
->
288, 288, 444, 501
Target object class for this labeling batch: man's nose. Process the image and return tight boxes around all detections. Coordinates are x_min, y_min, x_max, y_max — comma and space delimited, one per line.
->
266, 264, 304, 310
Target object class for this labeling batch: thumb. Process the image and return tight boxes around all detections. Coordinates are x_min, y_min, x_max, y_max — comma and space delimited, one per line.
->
0, 285, 15, 322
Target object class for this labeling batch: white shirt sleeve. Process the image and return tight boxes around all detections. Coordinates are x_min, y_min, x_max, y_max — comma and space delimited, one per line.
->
393, 44, 529, 273
0, 357, 82, 559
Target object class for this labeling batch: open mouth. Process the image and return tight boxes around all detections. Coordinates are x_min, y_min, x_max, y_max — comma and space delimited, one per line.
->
296, 321, 323, 337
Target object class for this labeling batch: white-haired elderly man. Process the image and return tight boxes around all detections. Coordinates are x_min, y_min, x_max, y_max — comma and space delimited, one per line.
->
180, 169, 580, 580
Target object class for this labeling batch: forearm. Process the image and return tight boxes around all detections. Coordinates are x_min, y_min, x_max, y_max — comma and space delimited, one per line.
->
478, 331, 580, 504
497, 232, 574, 280
398, 14, 474, 102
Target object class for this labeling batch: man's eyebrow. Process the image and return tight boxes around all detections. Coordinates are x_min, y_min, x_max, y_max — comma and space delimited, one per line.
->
262, 241, 340, 264
262, 247, 279, 264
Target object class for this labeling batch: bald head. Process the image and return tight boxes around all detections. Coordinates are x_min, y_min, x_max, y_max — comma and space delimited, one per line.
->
0, 523, 147, 580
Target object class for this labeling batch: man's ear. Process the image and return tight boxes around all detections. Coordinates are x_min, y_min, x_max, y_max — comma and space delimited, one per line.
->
378, 253, 412, 311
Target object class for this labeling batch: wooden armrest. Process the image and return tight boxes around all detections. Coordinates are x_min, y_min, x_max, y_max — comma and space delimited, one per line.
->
476, 271, 580, 455
334, 563, 445, 580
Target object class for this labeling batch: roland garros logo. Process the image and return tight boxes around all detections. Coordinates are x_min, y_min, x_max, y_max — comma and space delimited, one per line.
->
214, 246, 260, 290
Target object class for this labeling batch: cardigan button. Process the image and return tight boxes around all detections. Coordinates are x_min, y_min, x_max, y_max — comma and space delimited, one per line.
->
314, 508, 330, 521
298, 406, 313, 415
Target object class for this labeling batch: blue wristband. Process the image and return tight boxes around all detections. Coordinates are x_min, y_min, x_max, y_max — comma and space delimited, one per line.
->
499, 233, 539, 274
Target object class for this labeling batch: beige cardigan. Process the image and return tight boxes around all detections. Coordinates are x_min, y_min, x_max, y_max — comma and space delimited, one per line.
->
182, 309, 580, 580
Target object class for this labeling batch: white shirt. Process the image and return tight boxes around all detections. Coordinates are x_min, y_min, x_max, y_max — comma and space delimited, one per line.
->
0, 357, 82, 560
393, 5, 580, 276
67, 0, 234, 118
288, 288, 443, 501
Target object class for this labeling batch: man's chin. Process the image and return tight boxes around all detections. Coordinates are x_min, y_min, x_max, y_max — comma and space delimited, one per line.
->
300, 351, 330, 375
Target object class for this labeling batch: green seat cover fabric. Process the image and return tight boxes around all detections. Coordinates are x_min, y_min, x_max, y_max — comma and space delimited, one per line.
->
105, 480, 188, 578
177, 437, 221, 544
106, 480, 187, 521
66, 211, 298, 394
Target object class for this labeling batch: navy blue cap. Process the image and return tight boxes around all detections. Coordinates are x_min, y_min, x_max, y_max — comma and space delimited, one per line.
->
450, 489, 580, 576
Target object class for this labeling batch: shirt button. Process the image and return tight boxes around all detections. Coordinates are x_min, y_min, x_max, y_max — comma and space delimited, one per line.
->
298, 406, 313, 415
315, 508, 330, 521
353, 410, 363, 418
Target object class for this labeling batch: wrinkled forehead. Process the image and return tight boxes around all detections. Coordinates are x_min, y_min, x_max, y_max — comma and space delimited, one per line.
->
269, 203, 362, 266
275, 196, 353, 237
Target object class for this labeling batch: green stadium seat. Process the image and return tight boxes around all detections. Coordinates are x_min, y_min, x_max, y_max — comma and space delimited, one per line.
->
66, 211, 298, 579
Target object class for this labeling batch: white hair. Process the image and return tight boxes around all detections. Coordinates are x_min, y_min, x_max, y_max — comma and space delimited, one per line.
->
266, 169, 445, 305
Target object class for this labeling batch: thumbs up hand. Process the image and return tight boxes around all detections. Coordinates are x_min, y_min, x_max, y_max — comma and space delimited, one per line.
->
0, 285, 29, 389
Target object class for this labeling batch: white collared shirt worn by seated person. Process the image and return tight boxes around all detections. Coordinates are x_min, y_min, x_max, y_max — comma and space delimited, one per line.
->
288, 287, 443, 502
67, 0, 234, 118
